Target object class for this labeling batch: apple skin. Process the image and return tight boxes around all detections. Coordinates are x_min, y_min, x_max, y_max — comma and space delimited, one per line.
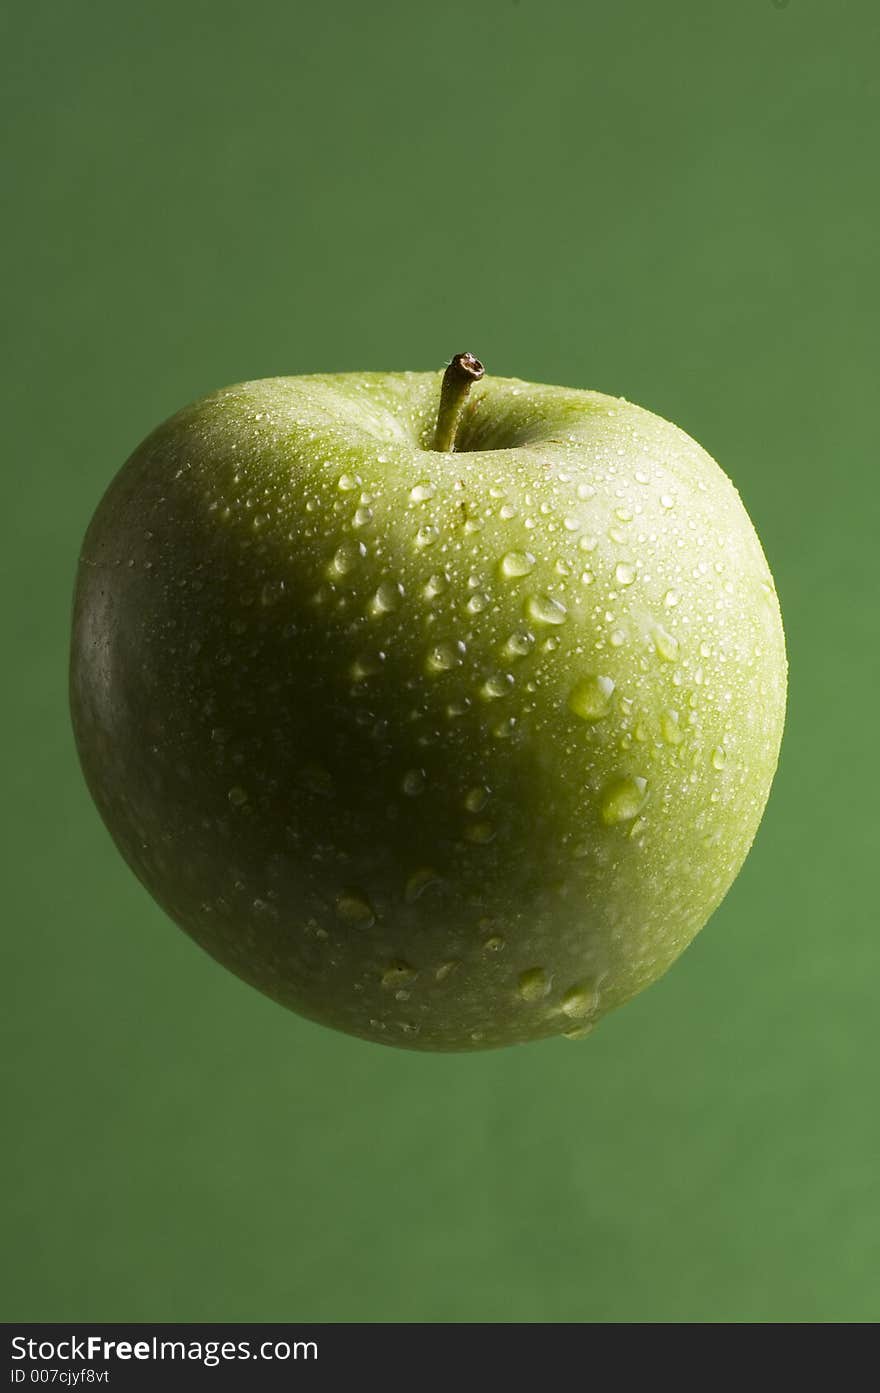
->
70, 371, 786, 1051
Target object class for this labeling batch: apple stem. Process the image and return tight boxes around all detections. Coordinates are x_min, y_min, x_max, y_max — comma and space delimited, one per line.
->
433, 352, 484, 452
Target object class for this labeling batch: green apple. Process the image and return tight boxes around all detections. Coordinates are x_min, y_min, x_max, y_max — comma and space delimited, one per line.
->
70, 355, 786, 1051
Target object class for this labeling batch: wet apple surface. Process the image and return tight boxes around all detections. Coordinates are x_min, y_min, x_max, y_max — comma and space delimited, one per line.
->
70, 362, 787, 1050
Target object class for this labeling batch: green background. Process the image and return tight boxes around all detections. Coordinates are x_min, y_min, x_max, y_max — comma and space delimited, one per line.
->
3, 0, 877, 1322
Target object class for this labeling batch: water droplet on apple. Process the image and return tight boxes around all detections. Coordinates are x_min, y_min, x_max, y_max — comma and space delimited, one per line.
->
381, 960, 416, 989
435, 959, 461, 982
660, 493, 675, 509
482, 935, 505, 953
410, 482, 436, 503
329, 540, 365, 577
576, 482, 596, 500
526, 593, 567, 626
561, 982, 596, 1019
615, 562, 636, 587
712, 745, 727, 770
568, 674, 615, 721
415, 524, 439, 548
600, 775, 648, 825
351, 651, 385, 680
424, 573, 448, 599
563, 1023, 594, 1040
426, 641, 464, 673
660, 710, 684, 745
479, 673, 514, 701
445, 698, 471, 718
401, 768, 426, 796
499, 551, 536, 580
404, 867, 441, 903
518, 967, 550, 1002
466, 592, 490, 614
353, 506, 373, 527
463, 785, 490, 812
369, 580, 404, 615
502, 630, 535, 660
335, 890, 376, 928
664, 588, 680, 608
491, 716, 517, 739
610, 629, 626, 647
338, 473, 361, 492
227, 786, 248, 806
260, 580, 285, 606
653, 625, 679, 662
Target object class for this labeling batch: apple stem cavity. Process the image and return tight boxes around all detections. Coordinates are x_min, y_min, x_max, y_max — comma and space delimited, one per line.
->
432, 352, 484, 452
